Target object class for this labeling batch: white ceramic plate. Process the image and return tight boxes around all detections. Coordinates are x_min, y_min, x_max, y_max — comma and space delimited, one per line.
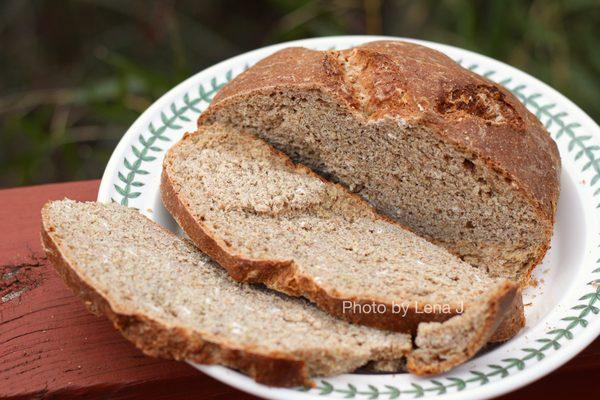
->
97, 36, 600, 400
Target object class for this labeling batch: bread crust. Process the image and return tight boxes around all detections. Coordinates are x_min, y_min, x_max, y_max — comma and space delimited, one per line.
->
198, 40, 561, 285
161, 129, 518, 340
489, 289, 526, 342
406, 280, 516, 375
41, 204, 312, 387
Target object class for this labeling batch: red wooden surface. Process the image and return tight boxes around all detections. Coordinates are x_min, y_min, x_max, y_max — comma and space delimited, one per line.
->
1, 180, 598, 399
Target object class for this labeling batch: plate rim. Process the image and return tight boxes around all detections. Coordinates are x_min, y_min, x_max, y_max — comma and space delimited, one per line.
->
97, 35, 600, 400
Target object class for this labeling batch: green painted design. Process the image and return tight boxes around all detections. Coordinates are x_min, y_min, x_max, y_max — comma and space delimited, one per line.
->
488, 69, 600, 203
110, 49, 600, 398
113, 70, 234, 205
509, 87, 600, 200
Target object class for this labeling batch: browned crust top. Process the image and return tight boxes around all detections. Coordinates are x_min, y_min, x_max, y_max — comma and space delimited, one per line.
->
201, 40, 560, 222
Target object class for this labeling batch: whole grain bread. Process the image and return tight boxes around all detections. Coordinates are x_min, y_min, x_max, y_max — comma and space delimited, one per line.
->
161, 124, 519, 342
198, 40, 561, 286
42, 200, 515, 384
41, 200, 412, 386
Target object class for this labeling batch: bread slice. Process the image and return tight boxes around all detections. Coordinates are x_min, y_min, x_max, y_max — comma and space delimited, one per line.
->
198, 40, 560, 286
42, 200, 518, 381
41, 200, 413, 386
161, 124, 519, 341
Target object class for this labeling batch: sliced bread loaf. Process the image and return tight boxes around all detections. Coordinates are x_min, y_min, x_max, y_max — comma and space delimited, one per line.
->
42, 200, 516, 383
161, 124, 519, 339
41, 200, 412, 386
198, 40, 560, 286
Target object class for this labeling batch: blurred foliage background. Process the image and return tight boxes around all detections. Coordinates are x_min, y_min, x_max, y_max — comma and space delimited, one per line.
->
1, 0, 598, 187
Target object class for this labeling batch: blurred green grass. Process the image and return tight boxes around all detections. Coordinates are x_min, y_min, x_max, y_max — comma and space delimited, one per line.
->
1, 0, 598, 187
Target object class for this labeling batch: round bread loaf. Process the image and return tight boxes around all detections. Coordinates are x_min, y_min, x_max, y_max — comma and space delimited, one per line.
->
199, 40, 561, 286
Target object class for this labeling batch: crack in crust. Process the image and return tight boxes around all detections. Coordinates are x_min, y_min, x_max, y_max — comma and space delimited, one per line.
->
323, 49, 409, 119
437, 84, 525, 130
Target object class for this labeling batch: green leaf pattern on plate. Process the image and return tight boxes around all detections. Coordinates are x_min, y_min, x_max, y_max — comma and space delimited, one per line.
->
113, 70, 234, 205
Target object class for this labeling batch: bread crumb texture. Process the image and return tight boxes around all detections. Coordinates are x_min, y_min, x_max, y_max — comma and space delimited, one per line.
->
200, 40, 560, 287
42, 200, 413, 386
42, 200, 515, 384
